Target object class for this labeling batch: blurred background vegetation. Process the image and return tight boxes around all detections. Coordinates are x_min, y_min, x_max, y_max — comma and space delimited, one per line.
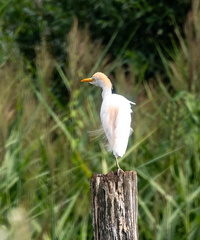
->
0, 0, 200, 239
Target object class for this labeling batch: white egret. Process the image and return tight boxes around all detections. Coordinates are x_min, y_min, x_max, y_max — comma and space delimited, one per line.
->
81, 72, 135, 170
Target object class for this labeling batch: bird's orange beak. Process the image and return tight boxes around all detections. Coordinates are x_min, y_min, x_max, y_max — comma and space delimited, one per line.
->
81, 77, 94, 83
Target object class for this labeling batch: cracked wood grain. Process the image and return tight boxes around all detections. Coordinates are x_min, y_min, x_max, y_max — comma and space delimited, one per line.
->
90, 170, 138, 240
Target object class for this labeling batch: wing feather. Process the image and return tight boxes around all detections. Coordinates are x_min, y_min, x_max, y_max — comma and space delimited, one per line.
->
100, 94, 133, 157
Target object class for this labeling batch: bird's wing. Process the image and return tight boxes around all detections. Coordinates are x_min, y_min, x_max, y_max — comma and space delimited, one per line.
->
100, 95, 132, 157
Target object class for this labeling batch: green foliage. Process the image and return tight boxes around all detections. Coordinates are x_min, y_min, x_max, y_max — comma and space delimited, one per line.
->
1, 0, 191, 79
0, 2, 200, 239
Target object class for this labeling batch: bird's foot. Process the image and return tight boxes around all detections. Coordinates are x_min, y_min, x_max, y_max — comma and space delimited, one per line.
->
115, 166, 124, 176
115, 157, 124, 177
115, 157, 124, 176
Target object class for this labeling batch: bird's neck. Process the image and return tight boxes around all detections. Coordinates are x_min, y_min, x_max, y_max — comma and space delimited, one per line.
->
102, 86, 112, 99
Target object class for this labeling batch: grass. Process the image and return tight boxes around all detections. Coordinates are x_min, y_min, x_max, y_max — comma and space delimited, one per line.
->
0, 3, 200, 239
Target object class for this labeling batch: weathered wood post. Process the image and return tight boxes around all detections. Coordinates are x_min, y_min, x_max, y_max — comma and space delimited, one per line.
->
90, 169, 138, 240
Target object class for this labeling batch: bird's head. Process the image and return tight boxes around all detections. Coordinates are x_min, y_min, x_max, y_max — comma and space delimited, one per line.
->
81, 72, 112, 89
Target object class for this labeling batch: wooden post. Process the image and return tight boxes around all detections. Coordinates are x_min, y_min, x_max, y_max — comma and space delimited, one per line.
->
90, 169, 138, 240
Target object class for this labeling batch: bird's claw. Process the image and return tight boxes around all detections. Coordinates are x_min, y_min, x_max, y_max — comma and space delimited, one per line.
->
115, 166, 124, 176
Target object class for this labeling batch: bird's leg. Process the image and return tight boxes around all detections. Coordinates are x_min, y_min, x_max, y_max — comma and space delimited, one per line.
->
115, 157, 124, 176
115, 157, 121, 170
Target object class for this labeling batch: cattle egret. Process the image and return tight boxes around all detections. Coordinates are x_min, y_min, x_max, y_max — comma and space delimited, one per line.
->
81, 72, 135, 170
